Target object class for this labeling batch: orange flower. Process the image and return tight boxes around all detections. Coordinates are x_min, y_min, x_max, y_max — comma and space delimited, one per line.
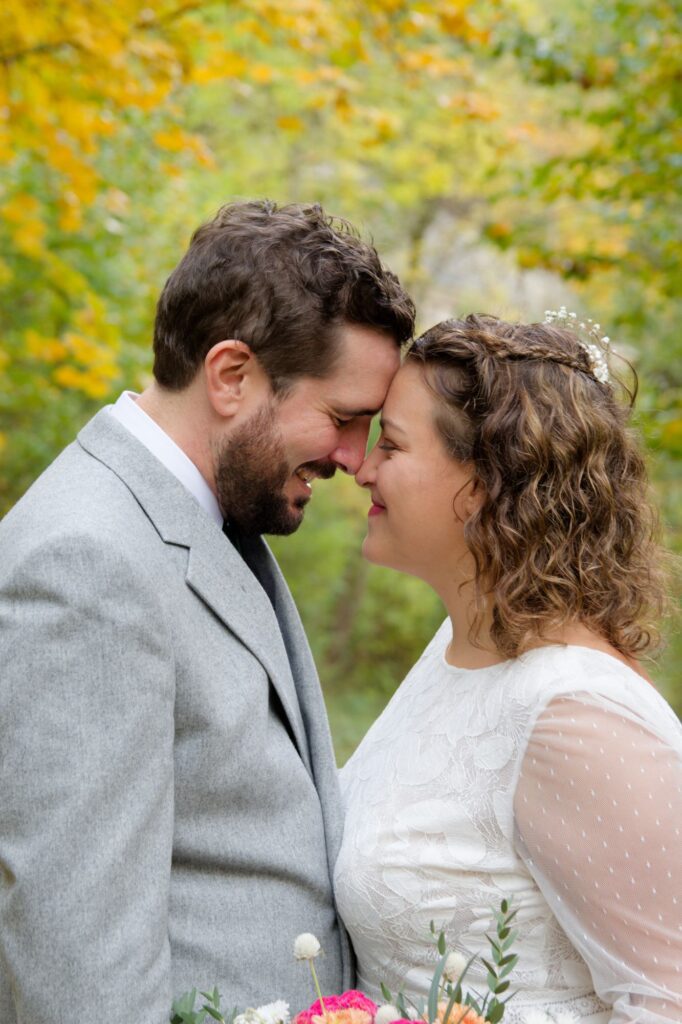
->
434, 1003, 486, 1024
311, 1011, 373, 1024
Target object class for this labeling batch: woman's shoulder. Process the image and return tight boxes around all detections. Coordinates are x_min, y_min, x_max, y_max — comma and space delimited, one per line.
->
512, 643, 681, 746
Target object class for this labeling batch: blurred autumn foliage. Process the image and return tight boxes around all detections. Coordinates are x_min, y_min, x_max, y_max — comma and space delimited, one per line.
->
1, 0, 679, 749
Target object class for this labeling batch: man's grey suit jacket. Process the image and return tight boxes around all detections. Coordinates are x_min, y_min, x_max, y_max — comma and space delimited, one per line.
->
0, 410, 352, 1023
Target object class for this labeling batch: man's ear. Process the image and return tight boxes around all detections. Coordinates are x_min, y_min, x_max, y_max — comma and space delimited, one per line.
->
204, 339, 269, 418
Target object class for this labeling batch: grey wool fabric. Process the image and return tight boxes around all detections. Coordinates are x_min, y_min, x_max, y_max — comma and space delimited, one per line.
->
0, 409, 352, 1023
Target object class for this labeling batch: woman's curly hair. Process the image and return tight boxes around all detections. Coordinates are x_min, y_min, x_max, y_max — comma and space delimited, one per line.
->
407, 314, 668, 659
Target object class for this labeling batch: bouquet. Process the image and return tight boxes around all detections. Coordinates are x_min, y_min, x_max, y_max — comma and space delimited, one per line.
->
171, 899, 522, 1024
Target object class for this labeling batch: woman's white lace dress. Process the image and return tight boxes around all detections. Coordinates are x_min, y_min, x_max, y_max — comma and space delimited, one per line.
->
334, 620, 682, 1023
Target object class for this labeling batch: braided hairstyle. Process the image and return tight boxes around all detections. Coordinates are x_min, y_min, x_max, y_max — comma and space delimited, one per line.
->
406, 314, 667, 659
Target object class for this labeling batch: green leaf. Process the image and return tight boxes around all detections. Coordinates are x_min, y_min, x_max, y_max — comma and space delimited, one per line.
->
488, 1002, 504, 1023
441, 982, 466, 1024
437, 931, 447, 956
204, 1008, 225, 1022
381, 983, 393, 1003
494, 981, 510, 995
500, 899, 508, 914
427, 952, 448, 1023
481, 958, 497, 978
499, 957, 519, 980
498, 927, 510, 940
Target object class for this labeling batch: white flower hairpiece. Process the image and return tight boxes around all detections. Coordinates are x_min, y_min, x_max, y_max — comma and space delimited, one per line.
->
543, 306, 611, 384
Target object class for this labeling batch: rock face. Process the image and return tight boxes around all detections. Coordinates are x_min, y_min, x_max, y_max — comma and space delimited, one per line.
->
399, 210, 575, 329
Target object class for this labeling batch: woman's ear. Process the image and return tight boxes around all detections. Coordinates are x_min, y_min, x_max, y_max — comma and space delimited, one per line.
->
457, 474, 485, 521
204, 339, 270, 418
466, 476, 486, 516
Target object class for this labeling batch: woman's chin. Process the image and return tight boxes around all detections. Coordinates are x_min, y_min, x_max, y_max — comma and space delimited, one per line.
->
361, 534, 405, 574
361, 533, 392, 567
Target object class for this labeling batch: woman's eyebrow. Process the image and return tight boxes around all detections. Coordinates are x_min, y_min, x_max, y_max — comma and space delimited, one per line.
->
379, 415, 406, 434
334, 405, 381, 418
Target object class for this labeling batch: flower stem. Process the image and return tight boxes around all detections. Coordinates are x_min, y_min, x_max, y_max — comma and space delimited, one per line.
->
309, 960, 328, 1022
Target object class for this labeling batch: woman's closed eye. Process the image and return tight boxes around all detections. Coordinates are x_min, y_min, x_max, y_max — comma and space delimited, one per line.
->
378, 438, 398, 454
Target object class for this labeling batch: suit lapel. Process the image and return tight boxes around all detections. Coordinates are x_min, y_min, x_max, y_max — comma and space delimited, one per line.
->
244, 538, 353, 982
245, 540, 346, 863
77, 410, 311, 772
184, 541, 312, 773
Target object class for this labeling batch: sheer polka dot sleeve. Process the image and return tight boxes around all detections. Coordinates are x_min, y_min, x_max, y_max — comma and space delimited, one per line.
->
514, 695, 682, 1023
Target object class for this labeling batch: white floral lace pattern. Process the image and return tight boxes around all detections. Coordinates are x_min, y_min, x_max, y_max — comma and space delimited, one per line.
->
334, 621, 682, 1024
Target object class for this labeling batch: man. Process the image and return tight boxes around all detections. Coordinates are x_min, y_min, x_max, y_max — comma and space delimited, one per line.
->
0, 201, 415, 1024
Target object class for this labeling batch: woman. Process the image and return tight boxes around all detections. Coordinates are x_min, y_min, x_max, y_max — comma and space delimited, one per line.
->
334, 314, 682, 1024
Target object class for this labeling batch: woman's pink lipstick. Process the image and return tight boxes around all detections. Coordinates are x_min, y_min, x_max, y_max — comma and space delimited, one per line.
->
368, 502, 386, 517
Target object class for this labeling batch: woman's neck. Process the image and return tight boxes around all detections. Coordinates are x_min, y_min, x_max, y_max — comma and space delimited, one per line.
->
439, 579, 505, 670
440, 584, 653, 683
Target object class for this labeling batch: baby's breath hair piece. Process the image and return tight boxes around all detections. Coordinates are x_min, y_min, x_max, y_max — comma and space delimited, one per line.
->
543, 306, 611, 384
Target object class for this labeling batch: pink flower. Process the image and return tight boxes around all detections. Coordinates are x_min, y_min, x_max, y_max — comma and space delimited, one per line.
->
294, 990, 378, 1024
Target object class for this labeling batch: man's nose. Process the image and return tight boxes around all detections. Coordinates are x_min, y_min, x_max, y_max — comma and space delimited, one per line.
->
330, 419, 372, 475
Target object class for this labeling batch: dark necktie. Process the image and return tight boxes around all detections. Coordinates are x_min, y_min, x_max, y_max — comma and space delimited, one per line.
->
222, 520, 243, 558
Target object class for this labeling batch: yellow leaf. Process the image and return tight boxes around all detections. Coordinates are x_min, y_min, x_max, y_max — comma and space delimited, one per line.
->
1, 193, 41, 223
24, 330, 68, 363
276, 115, 305, 133
250, 64, 274, 84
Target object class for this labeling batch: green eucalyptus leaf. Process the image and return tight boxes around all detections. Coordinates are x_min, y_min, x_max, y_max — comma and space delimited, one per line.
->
488, 1002, 505, 1023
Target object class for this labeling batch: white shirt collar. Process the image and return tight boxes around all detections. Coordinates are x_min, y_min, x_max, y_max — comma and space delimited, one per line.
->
107, 391, 223, 527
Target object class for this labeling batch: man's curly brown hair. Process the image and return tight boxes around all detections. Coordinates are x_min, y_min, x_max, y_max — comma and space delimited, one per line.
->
407, 314, 668, 659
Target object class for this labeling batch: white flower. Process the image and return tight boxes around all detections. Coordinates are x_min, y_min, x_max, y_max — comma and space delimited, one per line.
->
235, 1010, 265, 1024
255, 1001, 290, 1024
294, 933, 321, 960
234, 1002, 291, 1024
443, 951, 467, 982
375, 1005, 402, 1024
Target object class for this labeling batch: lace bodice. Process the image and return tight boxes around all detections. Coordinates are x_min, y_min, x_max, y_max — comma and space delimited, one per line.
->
334, 620, 682, 1023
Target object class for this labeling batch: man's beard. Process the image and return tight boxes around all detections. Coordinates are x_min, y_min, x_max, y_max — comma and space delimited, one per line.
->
214, 403, 335, 536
